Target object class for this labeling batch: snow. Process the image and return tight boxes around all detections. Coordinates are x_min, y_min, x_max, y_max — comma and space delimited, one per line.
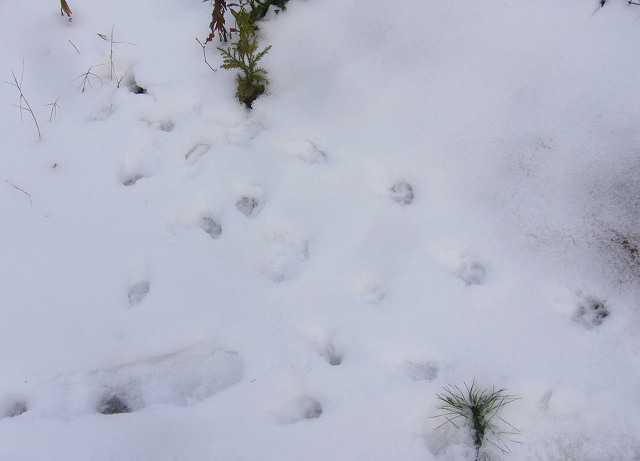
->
1, 0, 640, 459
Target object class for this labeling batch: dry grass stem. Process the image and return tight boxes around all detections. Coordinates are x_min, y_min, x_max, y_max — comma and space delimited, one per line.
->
68, 40, 80, 53
3, 62, 42, 141
44, 97, 61, 121
12, 183, 33, 206
97, 26, 136, 81
74, 66, 103, 92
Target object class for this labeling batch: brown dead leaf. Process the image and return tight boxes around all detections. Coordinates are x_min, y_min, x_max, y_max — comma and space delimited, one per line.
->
60, 0, 72, 18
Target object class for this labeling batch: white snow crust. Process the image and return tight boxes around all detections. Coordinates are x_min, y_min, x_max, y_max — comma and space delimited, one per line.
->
1, 1, 640, 459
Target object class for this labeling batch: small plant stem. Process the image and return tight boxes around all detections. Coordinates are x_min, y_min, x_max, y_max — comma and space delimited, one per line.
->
196, 38, 217, 72
74, 65, 103, 92
97, 27, 136, 82
12, 183, 33, 206
44, 97, 61, 121
4, 62, 41, 141
68, 39, 80, 53
472, 405, 484, 454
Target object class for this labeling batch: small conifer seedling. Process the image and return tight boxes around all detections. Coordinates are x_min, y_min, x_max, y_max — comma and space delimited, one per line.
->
434, 382, 519, 460
219, 37, 270, 108
218, 7, 271, 108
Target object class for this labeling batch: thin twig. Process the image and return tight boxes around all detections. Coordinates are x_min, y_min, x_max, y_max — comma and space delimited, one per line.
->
12, 183, 33, 206
109, 25, 115, 79
68, 39, 80, 53
196, 38, 218, 72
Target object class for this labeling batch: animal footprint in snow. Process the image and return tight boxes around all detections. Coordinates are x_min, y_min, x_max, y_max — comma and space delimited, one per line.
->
0, 397, 27, 418
278, 396, 323, 423
185, 143, 211, 163
147, 120, 174, 132
359, 279, 386, 304
282, 138, 327, 164
259, 232, 309, 282
128, 81, 147, 95
297, 396, 322, 420
99, 394, 132, 415
573, 295, 609, 328
319, 341, 343, 366
390, 181, 414, 204
200, 217, 222, 239
296, 140, 327, 164
236, 196, 263, 217
404, 361, 439, 381
433, 245, 486, 286
128, 281, 150, 305
455, 260, 486, 286
537, 390, 553, 413
122, 174, 143, 186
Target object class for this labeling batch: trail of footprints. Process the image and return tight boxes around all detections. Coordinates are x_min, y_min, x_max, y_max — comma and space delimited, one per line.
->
0, 287, 606, 422
0, 133, 435, 423
0, 327, 446, 422
98, 75, 493, 290
15, 94, 610, 426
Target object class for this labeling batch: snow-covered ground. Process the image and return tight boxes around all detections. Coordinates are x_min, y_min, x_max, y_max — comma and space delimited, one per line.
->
1, 0, 640, 459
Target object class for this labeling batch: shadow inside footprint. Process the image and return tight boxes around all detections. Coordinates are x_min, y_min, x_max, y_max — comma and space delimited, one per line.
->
360, 279, 386, 304
320, 342, 343, 366
405, 361, 439, 381
456, 261, 486, 286
200, 217, 222, 239
129, 83, 147, 95
390, 181, 414, 205
185, 143, 211, 162
148, 120, 174, 132
1, 399, 27, 418
300, 397, 323, 420
122, 174, 143, 187
99, 395, 131, 415
574, 295, 609, 328
236, 196, 262, 217
128, 281, 150, 305
279, 396, 323, 423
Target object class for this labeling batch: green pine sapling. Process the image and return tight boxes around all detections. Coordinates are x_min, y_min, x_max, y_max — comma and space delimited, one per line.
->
218, 7, 271, 108
434, 382, 520, 460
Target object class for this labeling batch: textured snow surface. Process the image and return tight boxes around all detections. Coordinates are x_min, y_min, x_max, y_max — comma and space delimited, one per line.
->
1, 0, 640, 459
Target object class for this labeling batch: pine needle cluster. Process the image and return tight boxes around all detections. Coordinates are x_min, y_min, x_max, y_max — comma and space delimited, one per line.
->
435, 382, 519, 460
